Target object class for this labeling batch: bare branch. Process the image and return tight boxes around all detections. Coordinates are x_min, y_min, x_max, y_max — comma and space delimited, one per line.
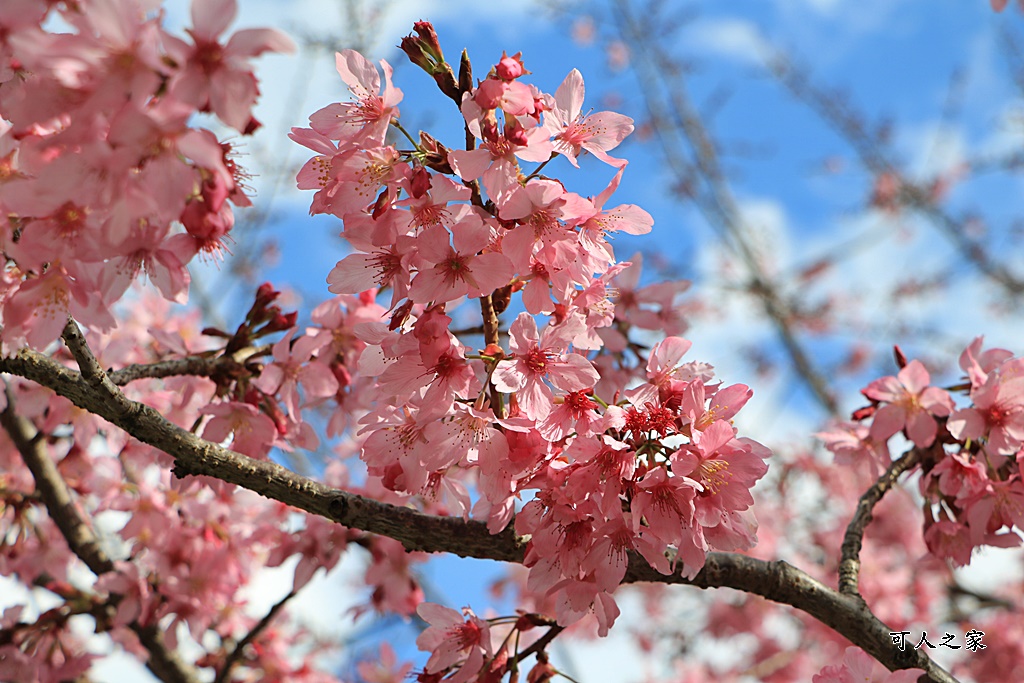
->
611, 0, 840, 416
0, 387, 202, 683
518, 623, 565, 662
838, 449, 922, 596
215, 590, 297, 683
108, 344, 271, 386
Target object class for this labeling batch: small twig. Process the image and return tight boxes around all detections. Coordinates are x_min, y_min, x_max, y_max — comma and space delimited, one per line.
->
215, 590, 298, 683
108, 344, 271, 386
478, 293, 505, 417
948, 580, 1016, 611
1, 390, 114, 575
838, 449, 921, 596
517, 623, 564, 661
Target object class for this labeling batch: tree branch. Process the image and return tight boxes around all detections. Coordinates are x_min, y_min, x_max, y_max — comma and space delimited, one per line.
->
768, 52, 1024, 297
611, 0, 841, 417
838, 449, 921, 596
623, 554, 956, 683
214, 590, 297, 683
0, 326, 956, 682
107, 344, 271, 386
0, 386, 202, 683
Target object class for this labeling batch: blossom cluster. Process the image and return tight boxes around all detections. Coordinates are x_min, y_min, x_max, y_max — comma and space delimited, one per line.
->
813, 647, 924, 682
821, 338, 1024, 566
0, 0, 293, 351
289, 29, 770, 654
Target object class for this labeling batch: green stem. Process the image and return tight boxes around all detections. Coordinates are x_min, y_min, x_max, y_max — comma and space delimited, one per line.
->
390, 118, 421, 150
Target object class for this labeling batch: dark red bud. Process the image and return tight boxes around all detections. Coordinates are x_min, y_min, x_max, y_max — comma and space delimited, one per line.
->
852, 404, 876, 421
242, 116, 262, 136
410, 166, 432, 198
505, 121, 529, 146
893, 345, 908, 369
255, 282, 278, 306
266, 311, 297, 333
389, 300, 414, 331
371, 189, 390, 219
481, 117, 499, 144
400, 35, 432, 72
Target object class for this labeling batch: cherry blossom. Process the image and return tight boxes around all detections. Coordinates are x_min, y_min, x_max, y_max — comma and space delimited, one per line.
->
492, 313, 599, 420
164, 0, 296, 132
862, 359, 954, 448
309, 49, 403, 146
544, 68, 635, 167
813, 646, 924, 682
415, 603, 493, 682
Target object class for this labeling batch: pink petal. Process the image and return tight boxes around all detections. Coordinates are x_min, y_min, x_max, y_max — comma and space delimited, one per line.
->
554, 68, 585, 120
548, 353, 599, 392
335, 49, 379, 95
225, 27, 295, 57
191, 0, 236, 40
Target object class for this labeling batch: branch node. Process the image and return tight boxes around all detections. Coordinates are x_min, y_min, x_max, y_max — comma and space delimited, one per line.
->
327, 495, 347, 522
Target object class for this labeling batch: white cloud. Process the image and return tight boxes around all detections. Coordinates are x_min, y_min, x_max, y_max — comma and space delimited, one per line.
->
685, 18, 770, 65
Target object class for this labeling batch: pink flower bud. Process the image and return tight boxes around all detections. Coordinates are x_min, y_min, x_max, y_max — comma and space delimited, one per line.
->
495, 51, 526, 80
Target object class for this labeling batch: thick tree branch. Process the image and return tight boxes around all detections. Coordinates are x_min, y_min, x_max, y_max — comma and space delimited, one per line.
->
0, 389, 201, 683
0, 326, 955, 682
838, 449, 921, 596
1, 389, 113, 576
622, 554, 954, 683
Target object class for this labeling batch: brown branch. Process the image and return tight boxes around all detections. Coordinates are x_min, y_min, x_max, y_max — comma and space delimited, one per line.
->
611, 0, 840, 417
107, 344, 271, 386
838, 449, 921, 596
214, 590, 297, 683
0, 325, 957, 681
622, 553, 955, 683
0, 384, 201, 683
517, 623, 564, 662
0, 330, 527, 564
767, 53, 1024, 297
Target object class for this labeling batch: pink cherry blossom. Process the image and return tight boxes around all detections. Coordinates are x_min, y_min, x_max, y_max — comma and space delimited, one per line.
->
415, 603, 492, 682
544, 68, 634, 167
492, 313, 599, 421
254, 331, 339, 421
200, 401, 278, 459
812, 646, 924, 682
164, 0, 295, 132
947, 358, 1024, 455
407, 214, 514, 304
862, 359, 954, 448
308, 49, 403, 146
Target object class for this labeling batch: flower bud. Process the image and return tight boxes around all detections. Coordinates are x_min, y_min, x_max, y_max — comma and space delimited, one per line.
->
505, 120, 529, 147
418, 132, 453, 174
495, 51, 526, 80
409, 165, 432, 198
